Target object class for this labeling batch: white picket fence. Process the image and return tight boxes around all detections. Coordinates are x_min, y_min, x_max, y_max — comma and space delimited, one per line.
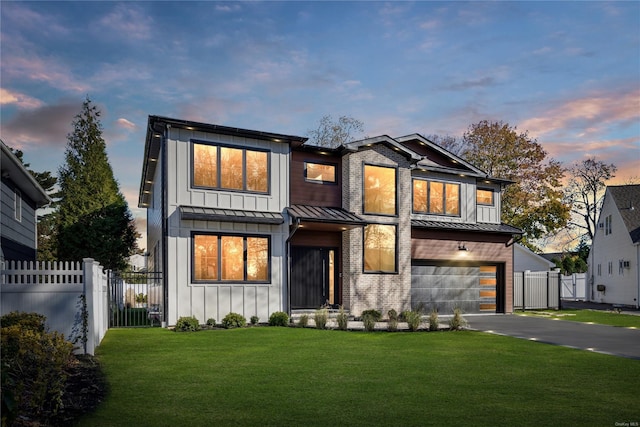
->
560, 273, 587, 300
0, 258, 109, 355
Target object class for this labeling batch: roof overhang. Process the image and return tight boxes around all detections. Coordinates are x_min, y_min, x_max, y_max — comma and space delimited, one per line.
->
288, 204, 367, 231
411, 219, 523, 235
180, 206, 284, 225
342, 135, 422, 162
0, 140, 51, 207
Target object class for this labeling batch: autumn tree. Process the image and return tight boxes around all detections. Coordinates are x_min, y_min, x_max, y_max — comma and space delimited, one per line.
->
564, 157, 617, 243
307, 115, 364, 148
461, 120, 570, 250
56, 98, 138, 270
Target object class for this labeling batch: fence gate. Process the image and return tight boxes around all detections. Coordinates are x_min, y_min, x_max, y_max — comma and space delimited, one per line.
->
109, 270, 163, 327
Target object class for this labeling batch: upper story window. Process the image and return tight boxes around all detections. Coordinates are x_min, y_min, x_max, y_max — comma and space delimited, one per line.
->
604, 214, 612, 235
363, 224, 396, 273
477, 188, 494, 206
305, 162, 337, 184
193, 233, 270, 283
413, 179, 460, 216
192, 142, 269, 193
14, 189, 22, 222
364, 164, 396, 215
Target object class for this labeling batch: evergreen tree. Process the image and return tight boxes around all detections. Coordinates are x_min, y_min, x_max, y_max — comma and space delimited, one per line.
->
56, 98, 138, 270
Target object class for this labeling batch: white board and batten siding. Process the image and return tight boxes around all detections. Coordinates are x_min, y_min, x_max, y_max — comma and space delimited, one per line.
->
161, 127, 290, 326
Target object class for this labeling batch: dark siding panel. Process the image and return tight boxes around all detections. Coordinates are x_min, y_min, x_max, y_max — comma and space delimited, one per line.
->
290, 230, 341, 247
290, 151, 342, 206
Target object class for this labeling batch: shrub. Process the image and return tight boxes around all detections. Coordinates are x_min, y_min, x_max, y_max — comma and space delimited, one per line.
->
222, 312, 246, 329
298, 314, 309, 328
206, 318, 216, 327
361, 309, 382, 322
1, 313, 74, 426
250, 315, 260, 325
362, 314, 377, 332
428, 309, 439, 331
268, 311, 289, 327
449, 308, 468, 330
388, 309, 398, 331
314, 308, 328, 329
404, 310, 422, 332
336, 306, 349, 330
175, 316, 200, 332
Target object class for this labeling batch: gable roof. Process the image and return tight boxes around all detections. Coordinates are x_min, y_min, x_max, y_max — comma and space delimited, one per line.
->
608, 185, 640, 244
0, 140, 51, 207
342, 135, 422, 161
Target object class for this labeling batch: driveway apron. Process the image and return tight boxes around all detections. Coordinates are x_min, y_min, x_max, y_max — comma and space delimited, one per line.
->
465, 314, 640, 360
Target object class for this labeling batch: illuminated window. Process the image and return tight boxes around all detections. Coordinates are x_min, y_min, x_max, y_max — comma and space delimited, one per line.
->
305, 162, 337, 183
364, 164, 396, 215
193, 142, 269, 193
413, 179, 460, 216
363, 224, 396, 273
477, 188, 494, 206
193, 233, 270, 282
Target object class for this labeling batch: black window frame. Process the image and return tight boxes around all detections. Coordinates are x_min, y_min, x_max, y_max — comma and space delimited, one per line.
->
362, 162, 398, 217
191, 140, 271, 194
476, 187, 494, 206
191, 231, 271, 284
412, 178, 461, 217
304, 161, 338, 185
362, 223, 398, 274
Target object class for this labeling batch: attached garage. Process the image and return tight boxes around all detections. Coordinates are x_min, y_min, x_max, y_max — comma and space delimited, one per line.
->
411, 262, 505, 314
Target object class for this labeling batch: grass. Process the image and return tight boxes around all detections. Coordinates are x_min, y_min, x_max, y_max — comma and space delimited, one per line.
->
79, 328, 640, 427
518, 309, 640, 328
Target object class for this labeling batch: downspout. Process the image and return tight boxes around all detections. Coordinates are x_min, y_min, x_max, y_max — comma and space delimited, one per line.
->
285, 217, 301, 316
161, 124, 169, 327
636, 243, 639, 309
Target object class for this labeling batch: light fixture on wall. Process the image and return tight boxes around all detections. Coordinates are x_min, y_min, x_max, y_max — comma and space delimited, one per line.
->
458, 242, 468, 251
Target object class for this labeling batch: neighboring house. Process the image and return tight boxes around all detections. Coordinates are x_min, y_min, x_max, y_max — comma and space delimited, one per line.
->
1, 141, 50, 262
514, 244, 555, 272
590, 185, 640, 307
138, 116, 521, 326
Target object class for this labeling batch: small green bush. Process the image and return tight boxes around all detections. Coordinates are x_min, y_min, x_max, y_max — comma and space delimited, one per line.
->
362, 314, 377, 332
388, 309, 398, 331
298, 314, 309, 328
314, 308, 328, 329
222, 312, 246, 329
404, 310, 422, 332
428, 309, 439, 331
336, 306, 349, 330
268, 311, 289, 327
0, 311, 47, 332
175, 316, 200, 332
361, 309, 382, 322
250, 315, 260, 325
206, 318, 216, 327
449, 308, 468, 330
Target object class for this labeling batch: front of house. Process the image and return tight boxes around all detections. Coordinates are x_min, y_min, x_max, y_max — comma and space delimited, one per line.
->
139, 117, 521, 326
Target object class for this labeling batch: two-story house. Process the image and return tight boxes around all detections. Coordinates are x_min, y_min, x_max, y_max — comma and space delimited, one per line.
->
589, 185, 640, 307
1, 140, 51, 262
139, 116, 521, 326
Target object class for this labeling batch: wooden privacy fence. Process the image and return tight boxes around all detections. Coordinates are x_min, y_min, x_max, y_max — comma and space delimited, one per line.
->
513, 270, 561, 310
0, 258, 108, 355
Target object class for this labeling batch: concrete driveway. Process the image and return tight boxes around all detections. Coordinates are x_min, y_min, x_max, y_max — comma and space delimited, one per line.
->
465, 314, 640, 360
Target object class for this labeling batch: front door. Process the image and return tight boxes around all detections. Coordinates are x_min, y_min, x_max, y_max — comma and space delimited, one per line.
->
291, 247, 337, 309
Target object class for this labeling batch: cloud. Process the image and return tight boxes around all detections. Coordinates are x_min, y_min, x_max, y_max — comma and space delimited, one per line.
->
0, 101, 80, 149
0, 88, 44, 109
96, 4, 153, 40
1, 3, 70, 37
2, 54, 90, 93
116, 118, 137, 130
443, 77, 496, 91
215, 4, 241, 13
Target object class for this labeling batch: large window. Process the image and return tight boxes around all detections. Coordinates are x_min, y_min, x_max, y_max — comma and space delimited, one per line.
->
305, 162, 337, 183
413, 179, 460, 216
364, 164, 396, 215
193, 142, 269, 193
363, 224, 396, 273
193, 233, 269, 282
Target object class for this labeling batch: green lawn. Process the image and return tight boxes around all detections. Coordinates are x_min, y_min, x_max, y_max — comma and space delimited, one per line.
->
518, 309, 640, 328
80, 328, 639, 427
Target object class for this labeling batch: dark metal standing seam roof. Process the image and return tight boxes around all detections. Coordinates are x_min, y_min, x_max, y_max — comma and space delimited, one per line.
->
287, 204, 367, 225
179, 206, 284, 225
411, 219, 522, 234
608, 185, 640, 244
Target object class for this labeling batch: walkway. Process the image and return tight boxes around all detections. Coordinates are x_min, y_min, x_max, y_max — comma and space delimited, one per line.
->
465, 314, 640, 360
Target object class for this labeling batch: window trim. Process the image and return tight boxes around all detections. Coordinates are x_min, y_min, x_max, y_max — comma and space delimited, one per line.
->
14, 188, 22, 222
476, 187, 494, 206
304, 161, 338, 185
362, 223, 398, 274
412, 178, 461, 217
362, 162, 398, 217
191, 140, 271, 194
191, 232, 271, 284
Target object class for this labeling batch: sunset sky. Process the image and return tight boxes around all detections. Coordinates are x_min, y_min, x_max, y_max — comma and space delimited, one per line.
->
1, 1, 638, 251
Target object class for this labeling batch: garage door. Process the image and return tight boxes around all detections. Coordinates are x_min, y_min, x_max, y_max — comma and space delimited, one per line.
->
411, 264, 499, 314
